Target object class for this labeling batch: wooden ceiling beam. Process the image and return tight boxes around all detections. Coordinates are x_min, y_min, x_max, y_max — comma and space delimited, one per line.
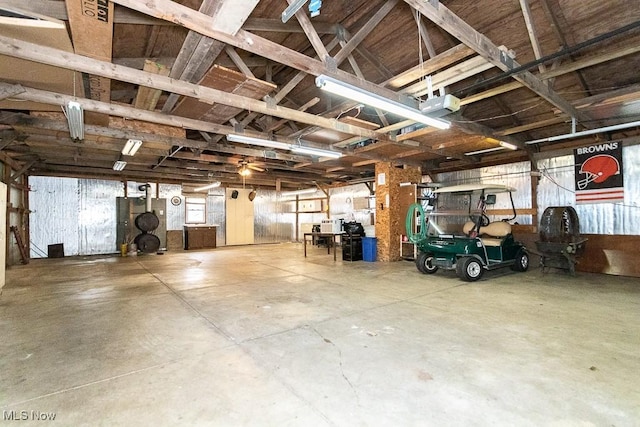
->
108, 0, 436, 111
385, 45, 475, 89
339, 27, 394, 80
224, 47, 255, 79
2, 1, 339, 33
133, 60, 169, 110
416, 15, 437, 59
31, 163, 212, 183
0, 112, 311, 163
351, 159, 378, 167
333, 0, 399, 66
402, 55, 494, 97
162, 0, 258, 113
337, 38, 390, 127
0, 87, 404, 171
236, 37, 340, 131
404, 0, 590, 123
1, 0, 168, 26
519, 0, 547, 74
266, 97, 320, 132
64, 0, 114, 126
288, 0, 331, 64
0, 83, 25, 101
242, 18, 338, 35
497, 117, 568, 136
539, 0, 591, 94
0, 39, 380, 140
460, 43, 640, 107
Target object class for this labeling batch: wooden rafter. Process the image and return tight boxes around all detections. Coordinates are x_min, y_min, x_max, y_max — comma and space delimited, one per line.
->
64, 0, 114, 126
162, 0, 258, 113
133, 60, 169, 110
539, 0, 591, 94
403, 0, 590, 123
0, 38, 381, 140
519, 0, 547, 74
0, 86, 423, 170
385, 44, 474, 89
288, 0, 330, 64
460, 43, 640, 107
224, 47, 255, 79
108, 0, 432, 109
333, 0, 399, 65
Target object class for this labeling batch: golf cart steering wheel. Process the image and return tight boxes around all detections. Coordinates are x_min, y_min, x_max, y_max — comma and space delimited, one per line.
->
470, 213, 490, 227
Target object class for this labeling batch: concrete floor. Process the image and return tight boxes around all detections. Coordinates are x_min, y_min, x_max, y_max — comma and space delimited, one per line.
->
1, 243, 639, 426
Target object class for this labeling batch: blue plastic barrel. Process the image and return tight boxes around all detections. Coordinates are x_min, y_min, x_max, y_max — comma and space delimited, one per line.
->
362, 237, 377, 262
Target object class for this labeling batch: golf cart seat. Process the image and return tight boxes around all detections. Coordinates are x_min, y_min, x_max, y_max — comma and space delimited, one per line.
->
463, 221, 512, 247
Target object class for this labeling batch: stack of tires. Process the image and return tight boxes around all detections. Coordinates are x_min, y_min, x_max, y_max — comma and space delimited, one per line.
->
134, 212, 161, 253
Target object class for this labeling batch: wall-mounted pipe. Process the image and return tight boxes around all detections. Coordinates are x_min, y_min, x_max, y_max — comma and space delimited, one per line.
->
526, 120, 640, 144
138, 184, 152, 212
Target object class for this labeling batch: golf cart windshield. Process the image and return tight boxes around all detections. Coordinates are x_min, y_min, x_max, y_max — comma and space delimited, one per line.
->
417, 183, 517, 238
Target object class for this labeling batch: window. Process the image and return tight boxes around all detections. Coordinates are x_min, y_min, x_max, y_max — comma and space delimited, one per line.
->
185, 197, 206, 224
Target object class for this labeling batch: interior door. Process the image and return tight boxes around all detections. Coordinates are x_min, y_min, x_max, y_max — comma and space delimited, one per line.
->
225, 188, 255, 246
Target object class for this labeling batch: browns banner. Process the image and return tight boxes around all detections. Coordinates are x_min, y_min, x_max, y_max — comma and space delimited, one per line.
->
574, 141, 624, 204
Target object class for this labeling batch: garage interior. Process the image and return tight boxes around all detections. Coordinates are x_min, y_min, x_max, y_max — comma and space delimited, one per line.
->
1, 0, 640, 424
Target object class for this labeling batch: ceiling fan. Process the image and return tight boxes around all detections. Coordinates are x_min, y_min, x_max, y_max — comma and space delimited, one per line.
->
237, 159, 265, 176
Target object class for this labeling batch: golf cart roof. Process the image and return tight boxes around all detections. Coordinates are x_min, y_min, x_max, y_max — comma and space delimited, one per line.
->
433, 183, 516, 194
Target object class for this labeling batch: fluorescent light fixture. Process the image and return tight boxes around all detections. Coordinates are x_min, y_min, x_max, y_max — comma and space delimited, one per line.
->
228, 133, 343, 158
464, 147, 504, 156
281, 188, 318, 197
227, 134, 291, 150
499, 141, 519, 150
194, 181, 221, 192
113, 160, 127, 171
316, 75, 450, 130
64, 100, 84, 140
122, 139, 143, 156
290, 145, 343, 158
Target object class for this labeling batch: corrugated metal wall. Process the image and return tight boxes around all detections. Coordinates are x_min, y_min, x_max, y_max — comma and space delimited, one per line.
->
537, 145, 640, 234
329, 184, 375, 236
437, 145, 640, 234
29, 145, 638, 257
30, 178, 123, 257
253, 189, 288, 244
437, 161, 532, 225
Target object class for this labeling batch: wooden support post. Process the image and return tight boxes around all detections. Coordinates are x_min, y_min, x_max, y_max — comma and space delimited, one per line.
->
374, 163, 422, 262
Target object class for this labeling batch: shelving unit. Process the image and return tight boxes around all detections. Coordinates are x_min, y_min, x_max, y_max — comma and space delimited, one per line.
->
343, 234, 364, 261
400, 236, 417, 261
398, 182, 440, 261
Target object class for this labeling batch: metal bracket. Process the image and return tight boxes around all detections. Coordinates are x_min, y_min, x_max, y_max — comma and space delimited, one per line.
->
324, 56, 337, 73
281, 0, 309, 23
265, 95, 277, 110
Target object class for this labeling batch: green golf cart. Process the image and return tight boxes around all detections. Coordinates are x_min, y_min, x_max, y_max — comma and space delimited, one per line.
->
406, 183, 529, 282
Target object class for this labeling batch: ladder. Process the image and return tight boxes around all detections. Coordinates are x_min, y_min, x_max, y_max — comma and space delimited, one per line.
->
10, 226, 29, 264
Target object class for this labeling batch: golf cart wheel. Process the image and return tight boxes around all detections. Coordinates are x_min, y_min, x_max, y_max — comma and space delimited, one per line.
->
511, 251, 530, 272
458, 257, 484, 282
416, 253, 439, 274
